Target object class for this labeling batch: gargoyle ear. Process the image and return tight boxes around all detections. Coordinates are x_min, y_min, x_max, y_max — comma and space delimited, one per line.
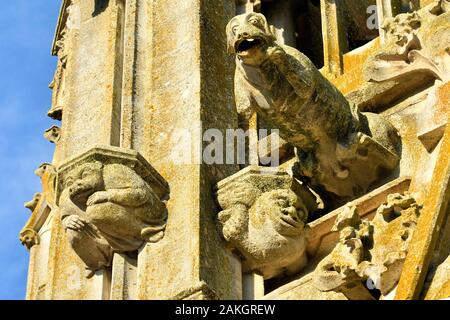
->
226, 20, 237, 55
269, 25, 277, 42
254, 13, 277, 43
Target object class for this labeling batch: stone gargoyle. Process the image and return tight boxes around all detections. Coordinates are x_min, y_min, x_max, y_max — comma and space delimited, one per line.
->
313, 193, 421, 299
227, 13, 401, 200
364, 0, 450, 84
216, 167, 311, 279
57, 149, 168, 277
20, 163, 57, 250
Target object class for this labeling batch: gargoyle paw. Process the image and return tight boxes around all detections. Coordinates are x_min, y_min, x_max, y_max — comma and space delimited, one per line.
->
87, 191, 109, 206
63, 215, 86, 231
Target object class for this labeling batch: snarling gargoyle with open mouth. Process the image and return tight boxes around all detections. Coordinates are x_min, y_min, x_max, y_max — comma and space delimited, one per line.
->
227, 13, 401, 201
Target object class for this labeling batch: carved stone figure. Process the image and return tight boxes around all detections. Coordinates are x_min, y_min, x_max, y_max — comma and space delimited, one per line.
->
48, 2, 72, 121
59, 158, 168, 277
227, 13, 401, 201
216, 167, 311, 279
364, 1, 450, 84
19, 163, 57, 250
44, 126, 61, 144
313, 193, 421, 299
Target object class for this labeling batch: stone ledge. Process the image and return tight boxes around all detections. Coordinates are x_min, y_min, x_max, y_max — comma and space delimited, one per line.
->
56, 145, 169, 203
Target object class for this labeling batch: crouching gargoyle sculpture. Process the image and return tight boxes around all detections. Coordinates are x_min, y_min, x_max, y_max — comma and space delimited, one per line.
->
56, 146, 169, 277
227, 13, 401, 200
215, 166, 312, 279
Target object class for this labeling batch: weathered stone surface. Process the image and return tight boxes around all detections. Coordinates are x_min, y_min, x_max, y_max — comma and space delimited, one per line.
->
110, 253, 138, 300
134, 0, 243, 300
59, 0, 126, 156
48, 1, 69, 121
20, 162, 60, 300
20, 163, 57, 250
227, 12, 401, 200
307, 176, 412, 259
361, 1, 450, 112
425, 255, 450, 299
21, 0, 450, 301
216, 166, 311, 279
313, 193, 421, 299
56, 146, 168, 276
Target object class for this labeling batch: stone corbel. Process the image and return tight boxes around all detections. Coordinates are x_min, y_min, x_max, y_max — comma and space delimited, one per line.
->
430, 0, 450, 15
215, 166, 318, 280
55, 145, 169, 276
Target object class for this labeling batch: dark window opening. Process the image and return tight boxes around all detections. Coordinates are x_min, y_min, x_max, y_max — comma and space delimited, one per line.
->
261, 0, 324, 69
342, 0, 379, 52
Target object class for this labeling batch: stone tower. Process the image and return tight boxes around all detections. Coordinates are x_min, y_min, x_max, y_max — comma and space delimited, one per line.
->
20, 0, 449, 300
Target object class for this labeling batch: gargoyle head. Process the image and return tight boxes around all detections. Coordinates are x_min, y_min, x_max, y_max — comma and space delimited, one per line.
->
382, 12, 421, 51
250, 189, 308, 237
44, 126, 61, 144
20, 228, 39, 250
64, 161, 104, 206
216, 178, 310, 279
34, 163, 56, 178
226, 13, 276, 60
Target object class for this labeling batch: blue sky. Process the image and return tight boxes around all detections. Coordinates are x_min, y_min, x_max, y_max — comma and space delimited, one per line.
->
0, 1, 61, 299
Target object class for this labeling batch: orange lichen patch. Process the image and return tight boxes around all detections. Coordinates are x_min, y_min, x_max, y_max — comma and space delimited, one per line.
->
343, 38, 380, 75
322, 38, 381, 95
436, 81, 450, 112
395, 108, 450, 300
420, 0, 437, 7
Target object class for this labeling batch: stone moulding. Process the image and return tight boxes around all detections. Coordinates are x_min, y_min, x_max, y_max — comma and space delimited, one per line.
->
172, 281, 219, 301
215, 165, 314, 279
361, 1, 450, 107
342, 1, 450, 113
217, 166, 294, 196
51, 0, 71, 56
48, 0, 72, 121
19, 163, 58, 250
259, 176, 412, 300
227, 12, 401, 200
